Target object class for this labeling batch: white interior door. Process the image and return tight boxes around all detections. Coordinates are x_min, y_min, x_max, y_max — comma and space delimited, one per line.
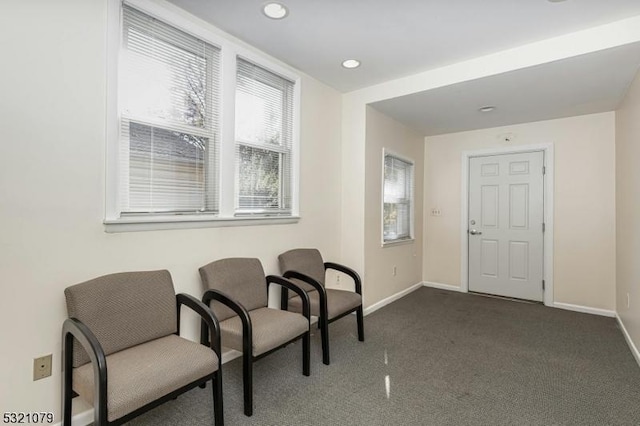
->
468, 151, 544, 301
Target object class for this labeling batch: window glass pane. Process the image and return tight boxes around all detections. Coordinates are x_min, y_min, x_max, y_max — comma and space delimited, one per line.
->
383, 154, 414, 242
127, 122, 208, 212
123, 29, 208, 128
122, 6, 216, 130
237, 145, 282, 210
235, 82, 283, 145
383, 203, 398, 238
384, 156, 409, 202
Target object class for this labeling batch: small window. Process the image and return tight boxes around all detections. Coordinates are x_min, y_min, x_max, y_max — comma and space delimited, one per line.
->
383, 151, 414, 244
118, 5, 220, 216
235, 58, 294, 216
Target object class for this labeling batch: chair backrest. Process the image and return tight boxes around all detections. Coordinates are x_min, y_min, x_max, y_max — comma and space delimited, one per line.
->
278, 248, 326, 298
199, 258, 268, 321
64, 270, 177, 368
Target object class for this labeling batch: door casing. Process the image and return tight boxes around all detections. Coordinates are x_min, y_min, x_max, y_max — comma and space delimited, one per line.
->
460, 143, 554, 306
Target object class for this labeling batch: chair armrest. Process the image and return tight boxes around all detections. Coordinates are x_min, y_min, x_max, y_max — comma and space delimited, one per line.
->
266, 275, 311, 321
282, 270, 326, 295
177, 293, 221, 358
201, 289, 252, 352
62, 318, 108, 424
325, 262, 362, 295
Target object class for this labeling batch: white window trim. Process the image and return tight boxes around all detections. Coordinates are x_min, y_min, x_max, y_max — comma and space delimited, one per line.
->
234, 56, 296, 216
105, 0, 301, 232
381, 148, 415, 247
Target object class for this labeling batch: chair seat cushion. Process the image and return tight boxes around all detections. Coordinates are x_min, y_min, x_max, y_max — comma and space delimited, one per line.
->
289, 288, 362, 320
73, 334, 218, 422
220, 307, 309, 357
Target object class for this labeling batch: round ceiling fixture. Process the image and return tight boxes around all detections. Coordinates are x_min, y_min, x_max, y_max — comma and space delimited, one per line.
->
342, 59, 361, 69
262, 2, 289, 19
479, 106, 496, 113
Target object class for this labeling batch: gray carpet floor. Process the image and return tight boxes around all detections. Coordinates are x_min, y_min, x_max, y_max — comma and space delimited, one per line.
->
128, 287, 640, 425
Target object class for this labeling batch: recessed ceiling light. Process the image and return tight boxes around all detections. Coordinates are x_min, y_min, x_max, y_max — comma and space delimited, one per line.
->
547, 0, 568, 3
479, 106, 496, 113
262, 2, 288, 19
342, 59, 361, 69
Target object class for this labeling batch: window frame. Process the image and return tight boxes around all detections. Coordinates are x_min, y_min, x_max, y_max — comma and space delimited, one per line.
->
119, 5, 220, 216
234, 57, 295, 216
104, 0, 301, 232
381, 149, 415, 247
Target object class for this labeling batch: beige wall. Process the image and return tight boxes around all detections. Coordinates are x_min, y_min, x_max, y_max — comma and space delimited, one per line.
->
616, 70, 640, 352
423, 112, 617, 310
0, 0, 343, 415
364, 107, 424, 306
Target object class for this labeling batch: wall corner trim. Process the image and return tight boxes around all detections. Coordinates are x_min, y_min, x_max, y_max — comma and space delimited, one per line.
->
616, 314, 640, 369
422, 281, 465, 292
363, 282, 423, 316
552, 302, 616, 317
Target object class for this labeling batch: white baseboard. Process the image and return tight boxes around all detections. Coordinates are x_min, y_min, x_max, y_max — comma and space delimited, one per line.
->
616, 314, 640, 369
422, 281, 465, 292
363, 282, 423, 316
52, 399, 93, 426
553, 302, 616, 317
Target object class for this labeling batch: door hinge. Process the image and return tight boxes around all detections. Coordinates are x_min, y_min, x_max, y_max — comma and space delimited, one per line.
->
543, 166, 546, 175
542, 280, 546, 290
542, 223, 545, 233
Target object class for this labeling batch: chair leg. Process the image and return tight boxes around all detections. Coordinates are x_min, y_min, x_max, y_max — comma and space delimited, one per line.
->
62, 334, 73, 426
302, 332, 310, 376
320, 317, 330, 365
356, 305, 365, 342
242, 353, 253, 417
212, 371, 224, 425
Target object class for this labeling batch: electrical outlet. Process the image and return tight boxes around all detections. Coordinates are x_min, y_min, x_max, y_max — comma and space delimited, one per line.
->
431, 208, 441, 216
33, 354, 52, 381
336, 275, 341, 286
627, 293, 630, 309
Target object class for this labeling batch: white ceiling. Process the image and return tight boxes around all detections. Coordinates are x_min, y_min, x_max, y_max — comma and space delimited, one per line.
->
371, 42, 640, 136
169, 0, 640, 92
167, 0, 640, 135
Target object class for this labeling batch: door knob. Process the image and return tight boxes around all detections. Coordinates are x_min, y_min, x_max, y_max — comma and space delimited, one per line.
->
469, 229, 482, 235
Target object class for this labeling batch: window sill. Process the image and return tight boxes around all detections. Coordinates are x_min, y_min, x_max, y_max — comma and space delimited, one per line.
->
104, 215, 300, 233
381, 238, 415, 248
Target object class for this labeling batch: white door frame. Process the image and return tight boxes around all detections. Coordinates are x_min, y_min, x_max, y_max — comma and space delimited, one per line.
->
460, 143, 554, 306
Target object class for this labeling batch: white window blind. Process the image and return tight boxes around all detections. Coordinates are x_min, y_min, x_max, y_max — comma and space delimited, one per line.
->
119, 5, 220, 215
383, 153, 414, 242
235, 57, 294, 216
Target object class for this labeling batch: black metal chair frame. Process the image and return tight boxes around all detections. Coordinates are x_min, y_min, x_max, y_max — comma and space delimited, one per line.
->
62, 293, 224, 426
281, 262, 364, 365
201, 275, 310, 417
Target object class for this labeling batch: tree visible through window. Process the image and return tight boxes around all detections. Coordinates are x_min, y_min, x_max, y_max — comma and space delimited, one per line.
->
109, 4, 300, 228
119, 5, 219, 214
383, 152, 414, 243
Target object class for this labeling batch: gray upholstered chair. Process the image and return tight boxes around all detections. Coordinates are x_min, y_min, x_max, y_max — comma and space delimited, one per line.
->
199, 258, 310, 417
61, 270, 223, 426
278, 248, 364, 365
